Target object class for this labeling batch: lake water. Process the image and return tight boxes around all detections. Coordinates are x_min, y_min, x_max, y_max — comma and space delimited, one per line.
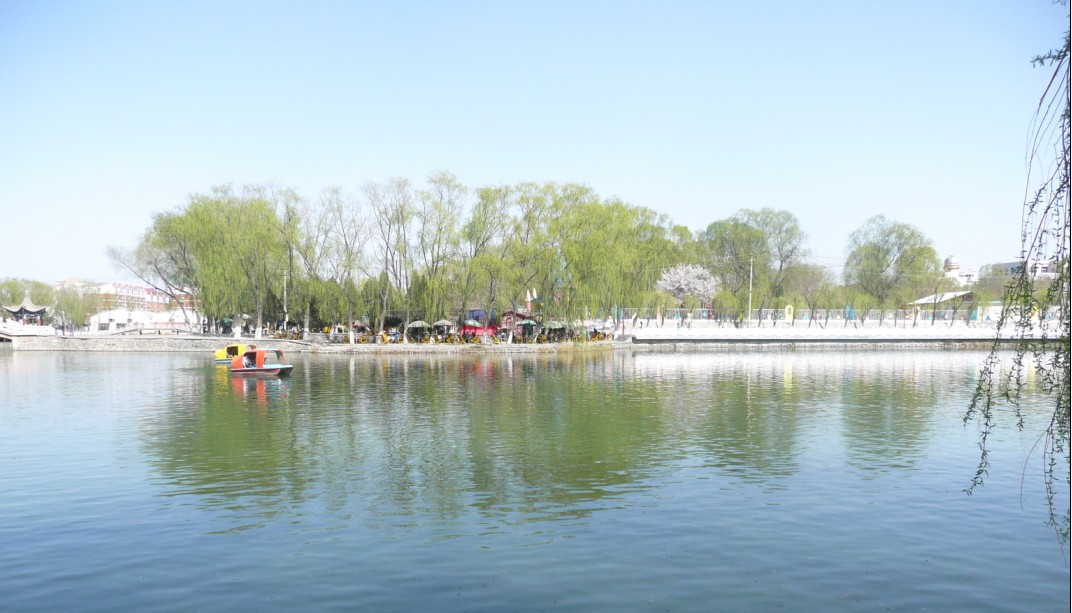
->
0, 347, 1068, 611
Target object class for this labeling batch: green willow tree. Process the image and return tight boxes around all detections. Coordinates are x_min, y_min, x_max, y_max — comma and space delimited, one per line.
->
105, 176, 912, 337
600, 203, 685, 328
321, 186, 369, 342
460, 184, 513, 328
502, 182, 560, 318
260, 185, 306, 334
698, 218, 769, 320
51, 284, 102, 333
692, 209, 810, 322
559, 198, 681, 329
195, 186, 288, 339
108, 209, 203, 329
967, 26, 1070, 539
115, 185, 293, 338
843, 215, 940, 315
292, 188, 335, 336
735, 208, 809, 303
784, 263, 836, 327
414, 171, 465, 323
365, 178, 415, 332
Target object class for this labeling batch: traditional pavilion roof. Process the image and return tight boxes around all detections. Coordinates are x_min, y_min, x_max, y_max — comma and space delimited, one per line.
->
3, 295, 47, 316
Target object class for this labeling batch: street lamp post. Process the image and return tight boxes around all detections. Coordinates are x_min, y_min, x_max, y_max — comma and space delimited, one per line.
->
747, 257, 753, 327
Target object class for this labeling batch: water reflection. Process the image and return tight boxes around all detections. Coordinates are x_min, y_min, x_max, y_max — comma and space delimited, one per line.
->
4, 347, 1066, 610
228, 374, 292, 407
140, 350, 1001, 529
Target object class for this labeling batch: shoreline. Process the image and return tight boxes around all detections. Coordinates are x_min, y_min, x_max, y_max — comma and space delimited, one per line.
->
0, 330, 1028, 353
1, 333, 619, 354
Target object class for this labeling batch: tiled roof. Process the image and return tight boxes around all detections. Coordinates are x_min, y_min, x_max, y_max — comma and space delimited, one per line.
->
3, 295, 47, 315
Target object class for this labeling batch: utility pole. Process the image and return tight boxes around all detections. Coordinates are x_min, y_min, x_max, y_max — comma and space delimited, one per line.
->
747, 257, 753, 328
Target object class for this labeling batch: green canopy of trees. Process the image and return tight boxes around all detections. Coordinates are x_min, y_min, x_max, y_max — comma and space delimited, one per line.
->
107, 177, 692, 339
98, 178, 976, 337
843, 215, 941, 309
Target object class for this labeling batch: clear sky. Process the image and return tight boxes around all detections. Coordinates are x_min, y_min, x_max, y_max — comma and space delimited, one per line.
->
1, 1, 1067, 284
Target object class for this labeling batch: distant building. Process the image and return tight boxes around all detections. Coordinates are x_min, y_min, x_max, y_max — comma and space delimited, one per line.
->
54, 280, 202, 330
169, 288, 200, 311
88, 307, 200, 333
986, 258, 1060, 281
96, 283, 201, 332
943, 255, 977, 287
59, 280, 199, 313
94, 282, 172, 312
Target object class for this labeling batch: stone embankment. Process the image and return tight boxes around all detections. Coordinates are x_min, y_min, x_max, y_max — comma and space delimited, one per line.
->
5, 333, 614, 354
2, 322, 1046, 353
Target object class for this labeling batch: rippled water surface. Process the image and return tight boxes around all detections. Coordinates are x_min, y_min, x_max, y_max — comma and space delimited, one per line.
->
0, 347, 1068, 611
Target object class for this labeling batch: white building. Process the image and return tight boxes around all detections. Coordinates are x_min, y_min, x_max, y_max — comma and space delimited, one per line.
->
89, 308, 200, 332
943, 256, 977, 287
93, 282, 173, 312
89, 309, 153, 332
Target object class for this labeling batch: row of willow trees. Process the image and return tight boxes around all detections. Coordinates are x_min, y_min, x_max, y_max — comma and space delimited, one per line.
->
101, 172, 1013, 338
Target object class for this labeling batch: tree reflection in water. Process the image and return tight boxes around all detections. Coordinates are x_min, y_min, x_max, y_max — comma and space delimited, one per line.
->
141, 350, 1038, 532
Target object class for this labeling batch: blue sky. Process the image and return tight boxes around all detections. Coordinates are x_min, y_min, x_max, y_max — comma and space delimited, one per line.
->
1, 1, 1066, 283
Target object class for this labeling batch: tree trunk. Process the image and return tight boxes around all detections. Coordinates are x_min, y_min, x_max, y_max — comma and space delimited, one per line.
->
254, 305, 264, 340
303, 302, 311, 341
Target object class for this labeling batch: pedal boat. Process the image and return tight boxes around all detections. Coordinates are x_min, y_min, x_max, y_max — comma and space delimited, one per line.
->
229, 348, 293, 376
214, 343, 257, 364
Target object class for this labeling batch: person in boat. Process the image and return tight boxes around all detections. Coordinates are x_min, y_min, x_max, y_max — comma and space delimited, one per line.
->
243, 355, 253, 368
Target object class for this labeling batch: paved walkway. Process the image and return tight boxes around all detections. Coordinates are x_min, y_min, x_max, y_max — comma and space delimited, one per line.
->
0, 321, 55, 340
629, 322, 1011, 344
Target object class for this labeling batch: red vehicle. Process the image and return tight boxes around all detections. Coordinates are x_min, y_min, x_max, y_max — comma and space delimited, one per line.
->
229, 348, 294, 376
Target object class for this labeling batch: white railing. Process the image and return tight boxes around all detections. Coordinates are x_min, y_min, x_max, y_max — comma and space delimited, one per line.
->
616, 308, 999, 330
0, 321, 56, 337
56, 322, 198, 337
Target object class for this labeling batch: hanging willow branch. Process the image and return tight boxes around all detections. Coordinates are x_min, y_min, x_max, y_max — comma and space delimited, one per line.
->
966, 29, 1071, 543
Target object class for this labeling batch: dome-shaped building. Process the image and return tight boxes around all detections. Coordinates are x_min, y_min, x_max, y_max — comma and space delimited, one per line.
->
942, 255, 976, 287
